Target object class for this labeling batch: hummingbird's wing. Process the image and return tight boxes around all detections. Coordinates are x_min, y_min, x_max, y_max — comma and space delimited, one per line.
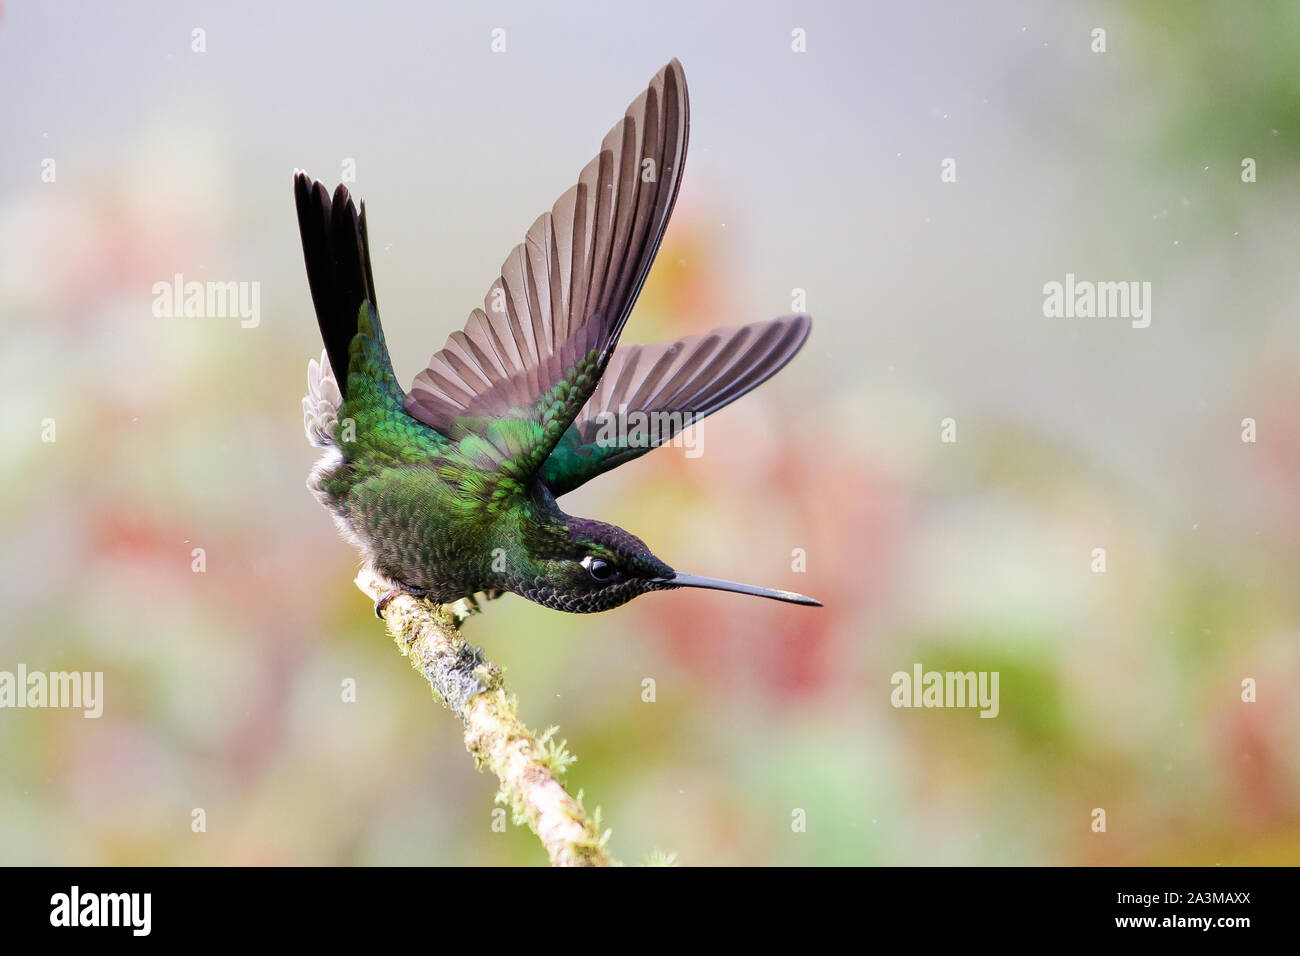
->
403, 59, 688, 482
539, 315, 811, 496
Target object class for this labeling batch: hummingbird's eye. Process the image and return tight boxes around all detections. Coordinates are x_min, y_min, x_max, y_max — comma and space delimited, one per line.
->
581, 556, 615, 582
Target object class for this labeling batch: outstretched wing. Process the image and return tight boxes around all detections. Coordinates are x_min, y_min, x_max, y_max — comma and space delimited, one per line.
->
539, 315, 811, 496
403, 59, 689, 482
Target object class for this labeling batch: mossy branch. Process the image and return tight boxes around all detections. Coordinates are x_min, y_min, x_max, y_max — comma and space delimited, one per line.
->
355, 568, 617, 867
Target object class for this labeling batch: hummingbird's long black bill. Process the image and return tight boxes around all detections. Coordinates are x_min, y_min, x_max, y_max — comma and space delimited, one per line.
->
659, 573, 822, 607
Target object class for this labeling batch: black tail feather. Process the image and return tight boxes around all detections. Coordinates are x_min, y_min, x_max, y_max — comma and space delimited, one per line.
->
294, 171, 378, 398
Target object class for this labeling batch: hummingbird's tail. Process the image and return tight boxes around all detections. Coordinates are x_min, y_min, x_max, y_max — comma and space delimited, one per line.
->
294, 171, 387, 400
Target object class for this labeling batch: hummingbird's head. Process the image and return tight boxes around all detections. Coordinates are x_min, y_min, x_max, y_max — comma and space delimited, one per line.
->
515, 513, 821, 613
516, 517, 675, 613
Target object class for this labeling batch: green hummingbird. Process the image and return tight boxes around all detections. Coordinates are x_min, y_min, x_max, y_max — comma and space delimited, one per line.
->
295, 59, 819, 616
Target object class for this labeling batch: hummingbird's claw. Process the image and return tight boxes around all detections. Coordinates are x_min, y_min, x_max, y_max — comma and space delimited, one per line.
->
374, 589, 397, 618
450, 592, 483, 622
450, 590, 504, 623
374, 580, 431, 618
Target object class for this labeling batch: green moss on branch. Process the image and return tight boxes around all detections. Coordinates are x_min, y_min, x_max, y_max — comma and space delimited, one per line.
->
355, 569, 617, 867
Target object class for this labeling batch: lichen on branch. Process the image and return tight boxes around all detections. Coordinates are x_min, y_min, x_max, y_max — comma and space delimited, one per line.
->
354, 569, 617, 867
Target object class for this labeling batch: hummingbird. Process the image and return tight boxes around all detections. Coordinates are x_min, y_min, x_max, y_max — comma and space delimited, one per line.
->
295, 59, 820, 616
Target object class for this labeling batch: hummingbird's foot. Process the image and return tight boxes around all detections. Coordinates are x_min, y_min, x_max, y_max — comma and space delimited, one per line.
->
374, 581, 431, 618
449, 590, 502, 623
449, 592, 481, 622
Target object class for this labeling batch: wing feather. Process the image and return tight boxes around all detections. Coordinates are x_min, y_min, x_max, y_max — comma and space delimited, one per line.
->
404, 60, 690, 483
540, 315, 812, 496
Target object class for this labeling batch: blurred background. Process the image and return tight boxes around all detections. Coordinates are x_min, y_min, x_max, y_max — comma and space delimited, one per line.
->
1, 0, 1297, 865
